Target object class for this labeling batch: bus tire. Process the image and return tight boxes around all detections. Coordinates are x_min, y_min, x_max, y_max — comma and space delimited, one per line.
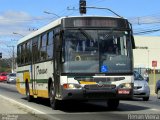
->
26, 82, 32, 102
157, 90, 160, 99
107, 99, 119, 110
49, 82, 60, 110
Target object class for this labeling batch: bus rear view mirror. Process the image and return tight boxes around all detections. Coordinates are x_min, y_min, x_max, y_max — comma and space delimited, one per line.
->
61, 48, 65, 63
131, 35, 135, 49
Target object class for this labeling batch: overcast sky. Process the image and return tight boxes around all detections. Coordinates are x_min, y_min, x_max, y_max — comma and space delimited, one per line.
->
0, 0, 160, 58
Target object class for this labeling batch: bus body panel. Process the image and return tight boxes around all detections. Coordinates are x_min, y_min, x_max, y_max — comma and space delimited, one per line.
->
16, 60, 54, 98
16, 16, 135, 104
59, 75, 134, 100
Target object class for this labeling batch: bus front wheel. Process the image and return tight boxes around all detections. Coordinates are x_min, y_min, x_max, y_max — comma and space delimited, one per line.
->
107, 99, 119, 110
49, 82, 60, 110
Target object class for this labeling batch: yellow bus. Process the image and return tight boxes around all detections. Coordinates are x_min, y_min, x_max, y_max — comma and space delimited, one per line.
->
16, 16, 135, 110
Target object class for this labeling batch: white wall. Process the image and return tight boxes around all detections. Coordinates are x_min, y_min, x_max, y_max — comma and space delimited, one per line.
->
133, 36, 160, 69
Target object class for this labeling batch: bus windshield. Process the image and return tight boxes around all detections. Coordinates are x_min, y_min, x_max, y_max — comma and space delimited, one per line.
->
63, 29, 133, 73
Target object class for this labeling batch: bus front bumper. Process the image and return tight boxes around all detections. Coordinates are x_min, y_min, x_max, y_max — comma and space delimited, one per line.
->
61, 88, 133, 100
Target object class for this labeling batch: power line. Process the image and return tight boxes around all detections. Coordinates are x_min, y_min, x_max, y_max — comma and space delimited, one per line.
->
129, 13, 160, 25
134, 28, 160, 35
87, 0, 106, 6
128, 13, 160, 35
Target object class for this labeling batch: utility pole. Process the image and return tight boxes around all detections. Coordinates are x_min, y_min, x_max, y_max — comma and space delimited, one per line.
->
7, 46, 15, 73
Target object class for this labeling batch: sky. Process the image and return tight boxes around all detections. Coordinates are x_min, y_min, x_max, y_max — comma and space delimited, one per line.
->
0, 0, 160, 58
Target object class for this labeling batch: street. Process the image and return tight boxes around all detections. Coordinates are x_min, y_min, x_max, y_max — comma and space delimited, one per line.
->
0, 82, 160, 120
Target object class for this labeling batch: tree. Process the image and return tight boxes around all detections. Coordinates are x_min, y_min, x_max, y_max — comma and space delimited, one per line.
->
0, 58, 12, 72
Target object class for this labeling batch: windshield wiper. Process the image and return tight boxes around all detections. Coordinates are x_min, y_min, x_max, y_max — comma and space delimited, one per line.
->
78, 28, 93, 41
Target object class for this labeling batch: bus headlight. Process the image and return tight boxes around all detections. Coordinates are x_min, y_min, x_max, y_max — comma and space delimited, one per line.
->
119, 83, 132, 89
63, 83, 82, 89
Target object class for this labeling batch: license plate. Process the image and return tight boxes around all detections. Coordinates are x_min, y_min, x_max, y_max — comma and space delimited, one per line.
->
118, 89, 130, 94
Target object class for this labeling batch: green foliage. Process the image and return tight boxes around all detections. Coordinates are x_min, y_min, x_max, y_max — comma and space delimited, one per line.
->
0, 59, 11, 72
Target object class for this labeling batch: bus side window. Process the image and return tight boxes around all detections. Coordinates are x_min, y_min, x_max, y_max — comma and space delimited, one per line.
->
17, 45, 21, 66
24, 43, 28, 63
40, 34, 47, 61
47, 31, 54, 59
29, 40, 32, 63
32, 37, 39, 62
21, 44, 25, 64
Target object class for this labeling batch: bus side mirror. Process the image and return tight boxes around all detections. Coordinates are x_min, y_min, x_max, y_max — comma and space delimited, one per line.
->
131, 35, 135, 49
61, 49, 65, 63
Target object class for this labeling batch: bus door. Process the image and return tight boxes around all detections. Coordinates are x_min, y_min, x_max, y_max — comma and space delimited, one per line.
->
53, 34, 62, 97
31, 39, 38, 96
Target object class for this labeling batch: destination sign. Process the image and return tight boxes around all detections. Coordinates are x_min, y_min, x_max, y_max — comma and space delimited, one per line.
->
63, 17, 129, 29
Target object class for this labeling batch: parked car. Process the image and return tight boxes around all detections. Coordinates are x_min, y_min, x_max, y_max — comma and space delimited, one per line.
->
155, 80, 160, 99
7, 73, 16, 83
133, 71, 150, 101
0, 72, 8, 82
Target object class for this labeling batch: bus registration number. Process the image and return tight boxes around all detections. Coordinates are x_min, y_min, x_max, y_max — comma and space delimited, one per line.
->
118, 89, 130, 94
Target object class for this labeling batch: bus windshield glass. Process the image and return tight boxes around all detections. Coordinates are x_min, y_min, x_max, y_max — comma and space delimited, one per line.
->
63, 29, 132, 73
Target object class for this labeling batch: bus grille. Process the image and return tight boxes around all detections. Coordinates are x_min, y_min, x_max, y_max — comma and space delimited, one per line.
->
84, 84, 116, 90
75, 77, 125, 83
84, 92, 116, 99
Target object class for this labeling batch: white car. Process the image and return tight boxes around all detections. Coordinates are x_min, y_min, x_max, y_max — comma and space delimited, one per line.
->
133, 71, 150, 101
7, 73, 16, 84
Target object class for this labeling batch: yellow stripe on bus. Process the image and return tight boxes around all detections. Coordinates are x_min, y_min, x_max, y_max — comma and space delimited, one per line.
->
23, 72, 30, 82
37, 90, 49, 98
80, 81, 97, 84
17, 85, 49, 98
30, 89, 49, 98
17, 80, 49, 98
16, 78, 25, 95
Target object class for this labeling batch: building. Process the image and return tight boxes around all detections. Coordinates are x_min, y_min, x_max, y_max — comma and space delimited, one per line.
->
133, 36, 160, 70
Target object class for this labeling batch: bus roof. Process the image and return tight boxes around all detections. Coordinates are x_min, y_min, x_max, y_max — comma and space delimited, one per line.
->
17, 16, 127, 44
17, 17, 62, 44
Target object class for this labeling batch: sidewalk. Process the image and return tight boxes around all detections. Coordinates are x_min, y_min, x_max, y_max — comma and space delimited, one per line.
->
149, 85, 156, 96
0, 95, 43, 120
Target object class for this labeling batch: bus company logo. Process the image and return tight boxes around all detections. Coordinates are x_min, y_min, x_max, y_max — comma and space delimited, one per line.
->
37, 68, 48, 74
97, 81, 104, 87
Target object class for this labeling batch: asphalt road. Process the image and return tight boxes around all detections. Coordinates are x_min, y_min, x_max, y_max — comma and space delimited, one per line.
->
0, 82, 160, 120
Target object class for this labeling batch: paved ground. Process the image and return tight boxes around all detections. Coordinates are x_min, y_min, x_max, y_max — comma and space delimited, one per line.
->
0, 82, 160, 120
149, 85, 157, 96
0, 97, 48, 120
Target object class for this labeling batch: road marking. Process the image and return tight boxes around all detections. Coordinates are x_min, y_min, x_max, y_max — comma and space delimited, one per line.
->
0, 94, 61, 120
150, 108, 160, 111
